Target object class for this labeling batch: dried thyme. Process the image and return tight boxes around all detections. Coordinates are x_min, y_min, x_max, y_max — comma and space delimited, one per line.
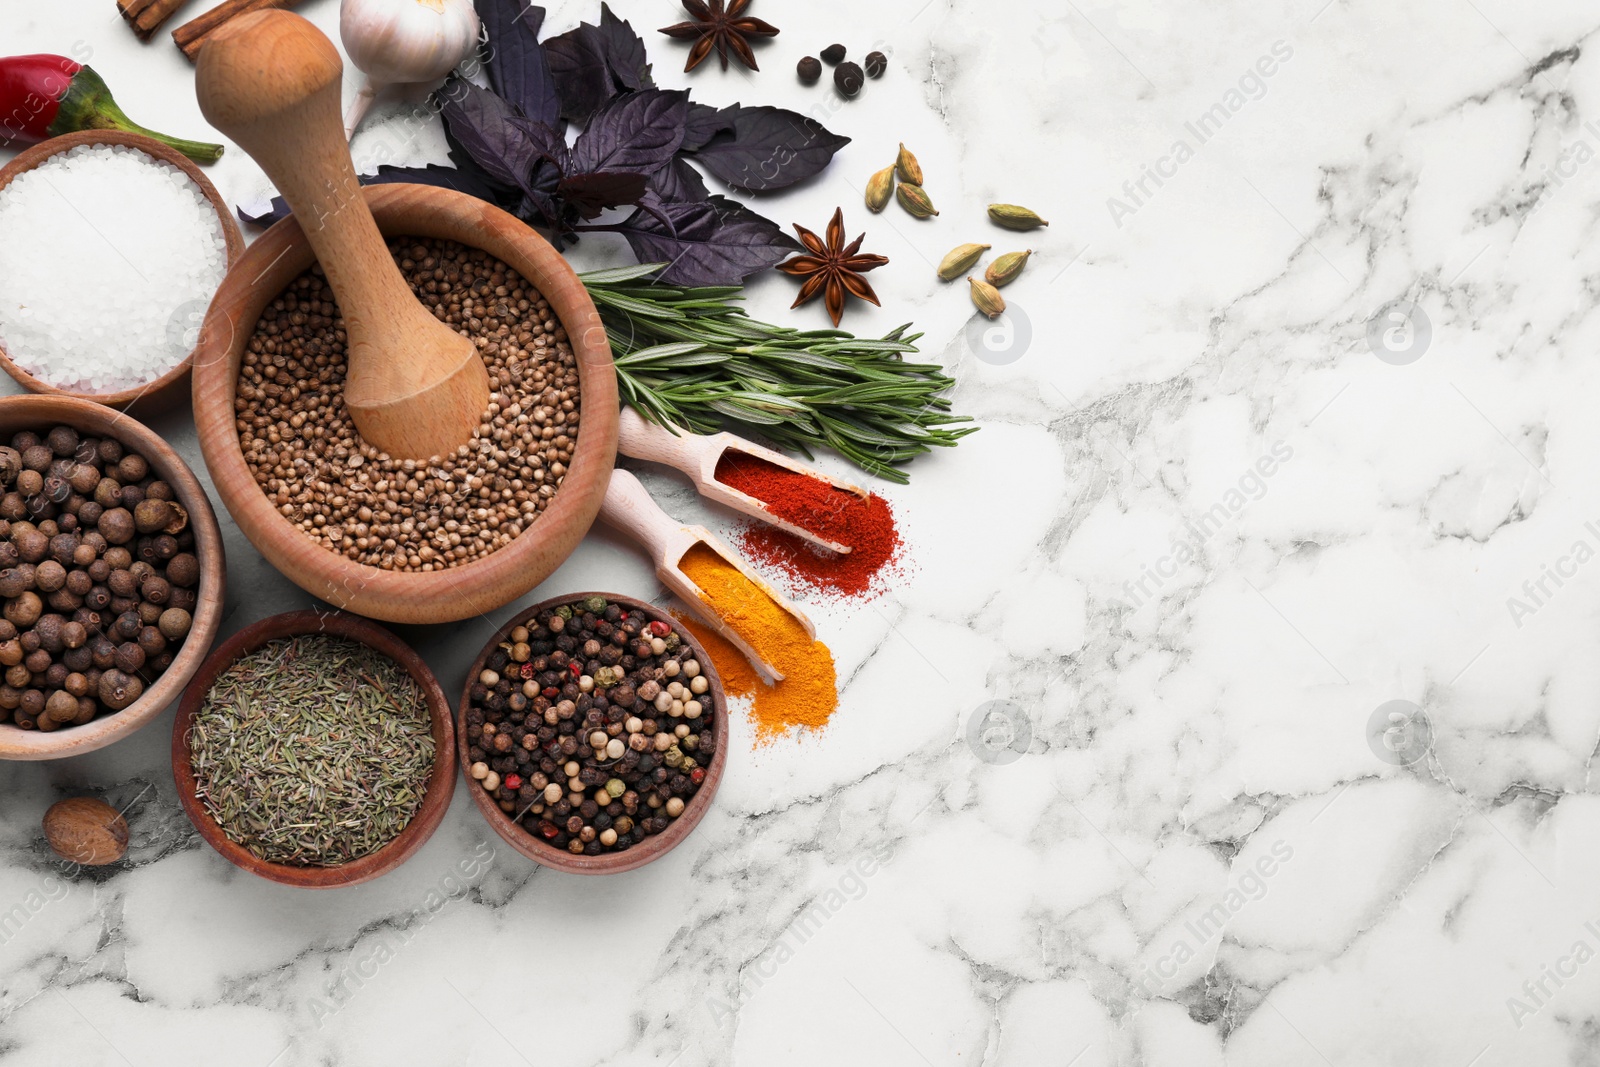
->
189, 635, 435, 867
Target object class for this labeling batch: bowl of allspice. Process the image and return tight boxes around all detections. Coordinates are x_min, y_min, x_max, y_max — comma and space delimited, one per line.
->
0, 394, 225, 760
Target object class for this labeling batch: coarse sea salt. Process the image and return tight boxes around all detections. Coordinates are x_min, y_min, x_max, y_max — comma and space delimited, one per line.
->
0, 144, 228, 395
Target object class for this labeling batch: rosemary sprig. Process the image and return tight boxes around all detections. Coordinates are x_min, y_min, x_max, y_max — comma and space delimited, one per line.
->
580, 263, 976, 483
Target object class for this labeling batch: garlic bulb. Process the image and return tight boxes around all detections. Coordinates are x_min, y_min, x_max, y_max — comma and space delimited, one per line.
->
340, 0, 480, 139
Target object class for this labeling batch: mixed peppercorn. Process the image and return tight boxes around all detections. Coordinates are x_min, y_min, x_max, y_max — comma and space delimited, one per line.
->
463, 596, 716, 856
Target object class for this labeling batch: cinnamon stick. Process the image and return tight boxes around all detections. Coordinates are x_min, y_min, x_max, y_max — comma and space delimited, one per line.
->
118, 0, 194, 41
172, 0, 306, 61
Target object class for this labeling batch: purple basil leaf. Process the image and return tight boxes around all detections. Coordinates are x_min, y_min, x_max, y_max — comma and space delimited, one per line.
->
598, 2, 653, 90
519, 158, 565, 223
687, 105, 852, 192
545, 23, 614, 123
440, 77, 568, 196
439, 78, 541, 190
617, 195, 799, 286
629, 189, 678, 234
558, 171, 649, 219
570, 89, 689, 176
681, 103, 735, 152
474, 0, 562, 127
650, 155, 710, 203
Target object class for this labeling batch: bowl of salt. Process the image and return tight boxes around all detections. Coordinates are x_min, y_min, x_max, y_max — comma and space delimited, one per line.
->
0, 130, 244, 408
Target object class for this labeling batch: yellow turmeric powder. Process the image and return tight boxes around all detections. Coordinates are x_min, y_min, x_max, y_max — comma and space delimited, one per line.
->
677, 543, 838, 740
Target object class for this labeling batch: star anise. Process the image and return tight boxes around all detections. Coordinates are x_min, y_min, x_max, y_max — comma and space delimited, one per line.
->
777, 208, 889, 327
658, 0, 780, 73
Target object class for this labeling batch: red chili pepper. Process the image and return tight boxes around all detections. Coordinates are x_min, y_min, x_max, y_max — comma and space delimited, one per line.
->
0, 54, 223, 163
504, 774, 522, 791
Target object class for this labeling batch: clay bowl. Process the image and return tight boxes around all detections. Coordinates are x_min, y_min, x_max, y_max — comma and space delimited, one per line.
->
0, 131, 245, 408
458, 592, 727, 875
172, 609, 457, 888
190, 184, 618, 624
0, 394, 226, 760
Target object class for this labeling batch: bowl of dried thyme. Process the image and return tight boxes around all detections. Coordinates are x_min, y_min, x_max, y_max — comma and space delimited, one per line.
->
172, 609, 456, 888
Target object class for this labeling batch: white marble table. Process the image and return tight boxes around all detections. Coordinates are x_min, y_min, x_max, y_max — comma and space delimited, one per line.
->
5, 0, 1600, 1064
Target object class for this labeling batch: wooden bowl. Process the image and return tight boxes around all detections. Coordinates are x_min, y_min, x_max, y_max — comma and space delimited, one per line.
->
190, 184, 619, 624
172, 609, 457, 888
0, 394, 226, 760
0, 131, 245, 408
458, 592, 727, 875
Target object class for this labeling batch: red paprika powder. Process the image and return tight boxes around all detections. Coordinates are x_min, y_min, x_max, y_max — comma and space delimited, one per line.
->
714, 452, 904, 600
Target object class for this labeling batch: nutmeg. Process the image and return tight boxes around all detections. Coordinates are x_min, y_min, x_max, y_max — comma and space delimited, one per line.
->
42, 797, 128, 866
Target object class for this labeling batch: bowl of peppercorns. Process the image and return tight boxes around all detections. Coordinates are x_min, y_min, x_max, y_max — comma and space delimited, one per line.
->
0, 394, 225, 760
458, 592, 726, 874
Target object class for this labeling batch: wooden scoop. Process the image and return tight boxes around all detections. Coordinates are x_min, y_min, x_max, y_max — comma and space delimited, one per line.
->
617, 407, 868, 555
599, 468, 814, 685
195, 10, 489, 462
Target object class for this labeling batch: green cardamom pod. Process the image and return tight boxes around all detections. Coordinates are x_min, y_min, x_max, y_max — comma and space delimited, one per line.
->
897, 182, 939, 218
988, 203, 1049, 230
985, 249, 1032, 287
865, 165, 895, 212
968, 276, 1006, 319
895, 143, 924, 186
937, 242, 990, 281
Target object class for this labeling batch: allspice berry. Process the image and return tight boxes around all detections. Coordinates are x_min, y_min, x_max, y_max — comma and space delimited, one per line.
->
45, 426, 78, 458
834, 61, 864, 97
797, 55, 822, 83
98, 508, 135, 545
43, 797, 128, 866
865, 50, 887, 78
4, 591, 41, 628
116, 454, 148, 484
133, 499, 175, 535
165, 553, 199, 588
158, 608, 192, 642
98, 669, 143, 711
44, 690, 77, 723
820, 42, 846, 65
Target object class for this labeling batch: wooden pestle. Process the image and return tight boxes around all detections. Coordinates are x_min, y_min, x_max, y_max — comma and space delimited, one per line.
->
194, 10, 489, 462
